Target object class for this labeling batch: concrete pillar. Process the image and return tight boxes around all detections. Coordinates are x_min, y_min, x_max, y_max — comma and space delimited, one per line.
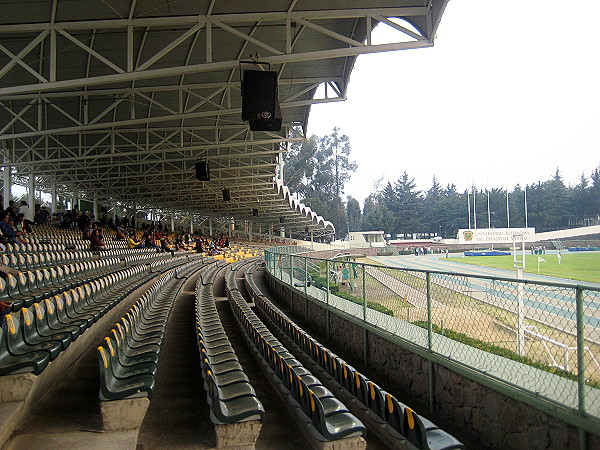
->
112, 201, 117, 220
269, 224, 273, 242
209, 217, 213, 236
170, 213, 175, 232
93, 194, 99, 220
228, 218, 233, 237
2, 163, 11, 206
280, 226, 285, 238
51, 184, 57, 214
72, 190, 78, 210
248, 221, 253, 241
189, 212, 194, 234
27, 176, 35, 221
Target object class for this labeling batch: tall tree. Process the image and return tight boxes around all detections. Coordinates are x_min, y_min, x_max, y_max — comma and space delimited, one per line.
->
283, 128, 356, 239
346, 196, 362, 232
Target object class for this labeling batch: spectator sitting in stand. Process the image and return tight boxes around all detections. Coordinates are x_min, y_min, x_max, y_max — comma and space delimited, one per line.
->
13, 214, 30, 242
34, 205, 50, 225
19, 201, 30, 220
143, 232, 159, 249
115, 226, 128, 240
0, 211, 18, 243
127, 233, 143, 249
160, 236, 174, 256
82, 222, 95, 240
5, 201, 18, 218
89, 229, 106, 251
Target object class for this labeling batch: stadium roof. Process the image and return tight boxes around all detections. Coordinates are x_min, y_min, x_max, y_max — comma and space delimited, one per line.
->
0, 0, 449, 238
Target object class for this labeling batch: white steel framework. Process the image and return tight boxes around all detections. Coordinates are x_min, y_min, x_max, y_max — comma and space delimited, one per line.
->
0, 0, 449, 238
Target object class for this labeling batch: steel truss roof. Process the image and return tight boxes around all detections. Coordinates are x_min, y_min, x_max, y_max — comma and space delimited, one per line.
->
0, 0, 448, 238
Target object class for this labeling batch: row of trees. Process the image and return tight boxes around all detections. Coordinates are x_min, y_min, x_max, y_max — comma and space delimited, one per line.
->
358, 168, 600, 238
284, 129, 600, 239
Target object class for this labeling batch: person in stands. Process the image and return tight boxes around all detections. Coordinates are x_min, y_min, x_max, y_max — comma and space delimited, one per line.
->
127, 233, 143, 249
0, 211, 18, 243
89, 229, 106, 251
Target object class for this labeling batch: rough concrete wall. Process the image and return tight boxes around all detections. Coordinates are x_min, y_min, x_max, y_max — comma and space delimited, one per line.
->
266, 273, 599, 450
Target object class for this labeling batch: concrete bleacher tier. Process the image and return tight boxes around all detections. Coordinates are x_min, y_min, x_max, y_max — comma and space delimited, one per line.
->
242, 261, 464, 450
223, 259, 368, 448
195, 261, 264, 447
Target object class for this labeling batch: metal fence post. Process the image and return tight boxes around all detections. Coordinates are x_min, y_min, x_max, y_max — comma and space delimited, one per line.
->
278, 253, 283, 281
304, 256, 308, 295
326, 259, 330, 305
362, 263, 367, 321
576, 288, 586, 414
516, 267, 525, 356
426, 271, 435, 411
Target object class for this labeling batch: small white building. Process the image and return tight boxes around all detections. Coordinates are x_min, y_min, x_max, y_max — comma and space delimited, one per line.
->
347, 231, 387, 247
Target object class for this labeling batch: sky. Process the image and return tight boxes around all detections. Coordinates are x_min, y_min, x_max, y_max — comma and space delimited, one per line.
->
307, 0, 600, 206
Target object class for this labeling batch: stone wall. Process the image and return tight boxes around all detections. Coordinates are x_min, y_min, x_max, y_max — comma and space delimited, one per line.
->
266, 273, 600, 450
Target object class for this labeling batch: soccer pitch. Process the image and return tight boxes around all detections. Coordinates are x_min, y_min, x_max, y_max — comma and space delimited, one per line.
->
455, 251, 600, 284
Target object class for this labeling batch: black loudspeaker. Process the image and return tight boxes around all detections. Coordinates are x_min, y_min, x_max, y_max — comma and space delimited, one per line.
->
252, 208, 259, 216
249, 100, 282, 131
222, 189, 231, 202
279, 217, 285, 224
195, 161, 210, 181
242, 70, 282, 132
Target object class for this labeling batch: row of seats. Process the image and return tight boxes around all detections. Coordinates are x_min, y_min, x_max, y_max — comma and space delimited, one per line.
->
2, 251, 93, 272
223, 259, 366, 442
97, 259, 204, 400
1, 257, 129, 311
195, 262, 265, 425
1, 246, 196, 313
2, 242, 67, 255
0, 263, 153, 376
244, 263, 464, 450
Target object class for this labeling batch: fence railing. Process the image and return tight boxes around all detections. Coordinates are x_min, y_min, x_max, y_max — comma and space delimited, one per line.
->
264, 247, 600, 421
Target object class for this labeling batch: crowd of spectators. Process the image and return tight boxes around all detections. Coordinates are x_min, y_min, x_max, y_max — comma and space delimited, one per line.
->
0, 196, 234, 258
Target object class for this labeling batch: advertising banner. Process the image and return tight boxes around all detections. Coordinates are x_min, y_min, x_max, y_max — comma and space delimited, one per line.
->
458, 228, 536, 244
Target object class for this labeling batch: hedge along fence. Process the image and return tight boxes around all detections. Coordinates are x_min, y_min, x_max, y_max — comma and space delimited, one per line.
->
310, 274, 394, 316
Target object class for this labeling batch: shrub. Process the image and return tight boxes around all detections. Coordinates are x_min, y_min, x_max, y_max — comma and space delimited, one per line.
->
413, 322, 599, 389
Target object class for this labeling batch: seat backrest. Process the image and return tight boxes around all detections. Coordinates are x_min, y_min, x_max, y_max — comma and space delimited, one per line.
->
20, 307, 39, 343
403, 407, 427, 449
5, 274, 20, 298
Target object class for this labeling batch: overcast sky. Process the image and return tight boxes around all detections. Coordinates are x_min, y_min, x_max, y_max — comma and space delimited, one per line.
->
307, 0, 600, 205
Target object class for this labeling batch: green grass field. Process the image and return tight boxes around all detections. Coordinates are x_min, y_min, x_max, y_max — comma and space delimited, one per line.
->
453, 251, 600, 284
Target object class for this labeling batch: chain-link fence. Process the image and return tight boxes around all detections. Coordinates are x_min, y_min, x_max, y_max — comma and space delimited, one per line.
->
264, 248, 600, 418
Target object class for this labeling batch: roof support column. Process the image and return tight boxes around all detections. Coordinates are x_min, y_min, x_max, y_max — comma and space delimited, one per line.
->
27, 175, 35, 221
51, 183, 57, 214
228, 218, 233, 238
2, 160, 11, 207
72, 191, 78, 211
112, 201, 117, 221
269, 224, 273, 242
248, 221, 253, 241
189, 212, 194, 234
170, 213, 175, 233
209, 217, 213, 236
93, 194, 99, 221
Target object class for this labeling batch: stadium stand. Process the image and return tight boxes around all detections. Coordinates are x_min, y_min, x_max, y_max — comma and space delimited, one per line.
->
223, 259, 367, 447
243, 261, 464, 450
97, 257, 207, 432
195, 261, 265, 448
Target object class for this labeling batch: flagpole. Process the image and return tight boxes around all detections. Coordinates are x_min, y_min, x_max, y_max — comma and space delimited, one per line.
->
467, 189, 471, 229
524, 177, 529, 228
506, 179, 510, 228
487, 186, 491, 229
473, 184, 477, 229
